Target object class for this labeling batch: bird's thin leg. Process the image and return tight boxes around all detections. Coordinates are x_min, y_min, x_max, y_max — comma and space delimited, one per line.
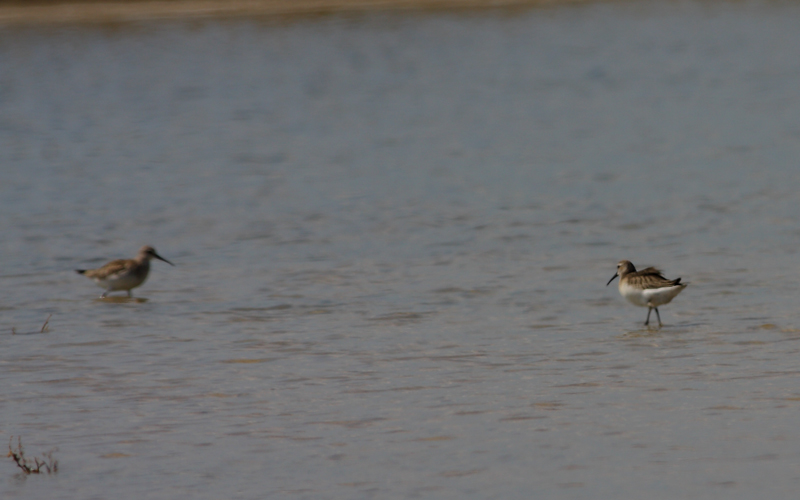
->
655, 308, 662, 327
645, 307, 652, 326
101, 291, 108, 298
127, 290, 132, 298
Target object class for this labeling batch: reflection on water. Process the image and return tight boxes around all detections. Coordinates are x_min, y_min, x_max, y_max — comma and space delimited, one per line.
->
97, 297, 149, 304
3, 1, 800, 498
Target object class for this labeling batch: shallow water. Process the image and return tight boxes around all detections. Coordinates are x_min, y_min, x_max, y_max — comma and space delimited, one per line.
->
3, 2, 800, 498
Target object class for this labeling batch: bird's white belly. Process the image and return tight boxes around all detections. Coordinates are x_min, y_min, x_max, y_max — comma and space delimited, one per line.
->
620, 282, 684, 308
95, 273, 146, 291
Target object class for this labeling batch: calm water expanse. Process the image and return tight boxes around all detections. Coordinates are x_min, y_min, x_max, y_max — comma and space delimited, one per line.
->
3, 2, 800, 498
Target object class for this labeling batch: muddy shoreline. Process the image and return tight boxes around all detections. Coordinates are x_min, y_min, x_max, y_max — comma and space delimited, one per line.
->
0, 0, 595, 25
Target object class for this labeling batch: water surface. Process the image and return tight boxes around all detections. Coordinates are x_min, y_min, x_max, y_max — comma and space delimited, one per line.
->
3, 2, 800, 498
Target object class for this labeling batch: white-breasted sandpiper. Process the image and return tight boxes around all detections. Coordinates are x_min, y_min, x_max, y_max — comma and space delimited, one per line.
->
606, 260, 687, 327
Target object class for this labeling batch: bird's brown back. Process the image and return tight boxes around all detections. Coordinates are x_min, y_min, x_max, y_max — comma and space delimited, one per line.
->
82, 259, 138, 280
623, 267, 684, 289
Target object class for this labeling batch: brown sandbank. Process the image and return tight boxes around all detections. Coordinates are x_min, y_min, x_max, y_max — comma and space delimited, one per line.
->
0, 0, 594, 25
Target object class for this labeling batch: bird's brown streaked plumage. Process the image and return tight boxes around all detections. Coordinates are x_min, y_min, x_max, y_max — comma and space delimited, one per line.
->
620, 267, 683, 290
76, 245, 174, 298
606, 260, 687, 327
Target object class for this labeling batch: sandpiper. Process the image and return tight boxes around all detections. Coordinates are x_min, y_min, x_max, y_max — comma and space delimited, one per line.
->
606, 260, 687, 327
76, 246, 174, 298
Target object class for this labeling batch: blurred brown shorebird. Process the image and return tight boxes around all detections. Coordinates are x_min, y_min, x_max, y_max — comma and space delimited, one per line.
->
76, 245, 174, 298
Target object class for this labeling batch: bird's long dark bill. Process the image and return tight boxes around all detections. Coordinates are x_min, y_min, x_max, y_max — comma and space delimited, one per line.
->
154, 254, 175, 266
606, 274, 618, 286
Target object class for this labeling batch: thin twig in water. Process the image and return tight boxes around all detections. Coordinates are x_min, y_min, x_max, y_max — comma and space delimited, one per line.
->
9, 314, 53, 335
7, 437, 58, 475
40, 314, 52, 333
